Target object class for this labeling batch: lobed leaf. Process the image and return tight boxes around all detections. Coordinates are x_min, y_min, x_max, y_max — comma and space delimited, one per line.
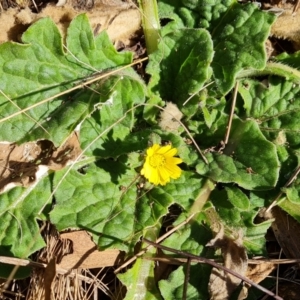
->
0, 14, 132, 144
158, 0, 234, 30
239, 76, 300, 149
0, 170, 51, 277
158, 1, 275, 94
210, 190, 273, 254
146, 27, 213, 112
196, 119, 279, 190
50, 161, 138, 251
211, 2, 275, 94
79, 70, 147, 157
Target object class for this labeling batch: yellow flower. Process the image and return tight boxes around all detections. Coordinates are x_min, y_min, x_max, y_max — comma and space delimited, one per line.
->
141, 144, 183, 186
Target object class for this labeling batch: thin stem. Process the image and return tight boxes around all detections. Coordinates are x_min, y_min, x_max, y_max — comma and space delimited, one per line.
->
138, 0, 161, 54
224, 81, 239, 145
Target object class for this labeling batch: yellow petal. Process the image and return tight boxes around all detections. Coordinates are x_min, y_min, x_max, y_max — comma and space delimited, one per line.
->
141, 163, 151, 178
166, 157, 183, 165
164, 147, 178, 157
158, 167, 171, 183
157, 144, 172, 154
149, 168, 160, 185
167, 165, 182, 179
147, 144, 160, 156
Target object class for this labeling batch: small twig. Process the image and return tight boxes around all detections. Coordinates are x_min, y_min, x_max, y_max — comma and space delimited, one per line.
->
266, 165, 300, 213
143, 238, 284, 300
63, 45, 100, 73
276, 249, 283, 297
114, 213, 195, 274
182, 81, 215, 106
224, 81, 239, 145
153, 104, 208, 164
266, 276, 300, 286
183, 258, 191, 300
31, 0, 39, 13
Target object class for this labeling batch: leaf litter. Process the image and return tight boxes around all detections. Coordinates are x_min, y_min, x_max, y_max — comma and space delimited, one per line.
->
1, 0, 300, 299
0, 132, 81, 193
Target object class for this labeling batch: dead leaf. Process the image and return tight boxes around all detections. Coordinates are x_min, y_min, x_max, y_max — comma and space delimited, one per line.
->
207, 226, 248, 300
269, 206, 300, 267
271, 8, 300, 49
0, 1, 141, 45
58, 231, 124, 269
246, 262, 275, 284
0, 132, 81, 193
159, 102, 183, 132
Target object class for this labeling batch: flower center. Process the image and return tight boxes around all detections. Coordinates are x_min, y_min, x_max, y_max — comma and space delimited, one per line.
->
149, 154, 166, 168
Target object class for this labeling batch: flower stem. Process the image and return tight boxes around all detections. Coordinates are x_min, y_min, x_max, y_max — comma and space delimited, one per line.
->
189, 179, 215, 215
138, 0, 161, 54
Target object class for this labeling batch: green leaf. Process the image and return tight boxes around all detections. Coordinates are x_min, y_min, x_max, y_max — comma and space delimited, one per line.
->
279, 197, 300, 223
151, 130, 199, 166
158, 0, 234, 30
225, 186, 250, 210
51, 165, 200, 252
0, 14, 132, 144
50, 161, 138, 251
158, 1, 275, 94
118, 257, 162, 300
0, 170, 51, 277
118, 226, 163, 300
51, 165, 205, 252
279, 176, 300, 223
142, 178, 213, 299
196, 119, 279, 190
210, 190, 272, 254
146, 28, 213, 111
162, 172, 208, 210
239, 76, 300, 149
210, 189, 243, 226
276, 50, 300, 69
159, 264, 211, 300
79, 70, 146, 157
162, 212, 212, 255
134, 172, 205, 235
211, 2, 275, 94
243, 215, 273, 255
136, 187, 175, 232
285, 185, 300, 204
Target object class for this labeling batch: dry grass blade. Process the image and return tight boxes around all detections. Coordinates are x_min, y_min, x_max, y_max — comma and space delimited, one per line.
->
224, 80, 239, 145
0, 89, 50, 136
0, 57, 148, 125
153, 104, 208, 164
44, 257, 56, 300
